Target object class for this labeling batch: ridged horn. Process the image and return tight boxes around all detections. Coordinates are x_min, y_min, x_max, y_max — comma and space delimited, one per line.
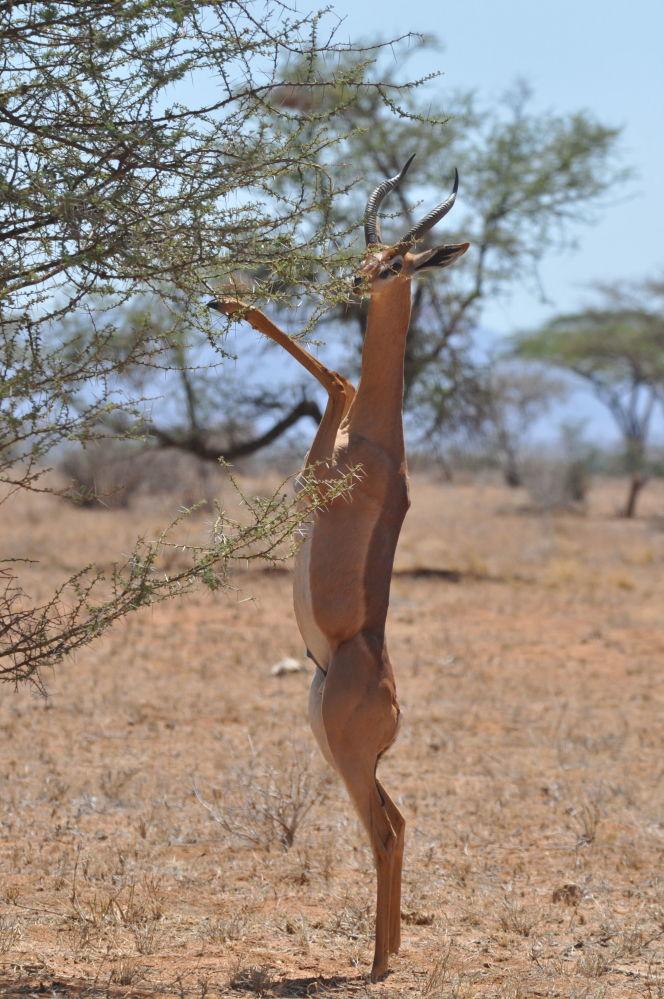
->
363, 154, 416, 247
400, 168, 459, 246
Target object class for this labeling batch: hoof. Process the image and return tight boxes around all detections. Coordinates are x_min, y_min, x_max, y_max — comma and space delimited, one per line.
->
370, 962, 389, 983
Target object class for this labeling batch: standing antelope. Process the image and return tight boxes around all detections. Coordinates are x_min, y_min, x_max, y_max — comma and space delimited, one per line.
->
209, 155, 468, 981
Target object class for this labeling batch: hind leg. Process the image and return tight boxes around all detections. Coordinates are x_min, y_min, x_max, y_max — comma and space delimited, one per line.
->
376, 779, 405, 954
309, 657, 403, 970
321, 631, 401, 981
336, 757, 397, 981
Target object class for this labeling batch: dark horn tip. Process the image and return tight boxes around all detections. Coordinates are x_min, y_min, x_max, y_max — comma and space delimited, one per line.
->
452, 167, 459, 193
400, 152, 416, 178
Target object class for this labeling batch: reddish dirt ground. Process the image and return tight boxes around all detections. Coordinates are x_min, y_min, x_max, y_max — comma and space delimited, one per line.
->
1, 475, 664, 997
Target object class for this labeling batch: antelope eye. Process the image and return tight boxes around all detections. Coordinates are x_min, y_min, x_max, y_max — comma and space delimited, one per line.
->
378, 256, 403, 279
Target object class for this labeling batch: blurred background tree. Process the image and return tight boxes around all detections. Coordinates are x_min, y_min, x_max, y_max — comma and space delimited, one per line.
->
477, 362, 566, 488
64, 58, 628, 476
513, 276, 664, 516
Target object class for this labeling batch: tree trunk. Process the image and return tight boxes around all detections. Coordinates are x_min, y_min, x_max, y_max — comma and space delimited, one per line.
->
503, 459, 522, 489
621, 473, 646, 518
436, 453, 454, 482
500, 437, 522, 488
149, 399, 323, 463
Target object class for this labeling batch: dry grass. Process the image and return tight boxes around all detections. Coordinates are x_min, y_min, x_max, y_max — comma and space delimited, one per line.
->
1, 474, 664, 997
193, 742, 326, 851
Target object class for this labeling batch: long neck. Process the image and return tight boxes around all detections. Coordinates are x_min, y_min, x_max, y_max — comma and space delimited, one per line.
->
348, 280, 412, 459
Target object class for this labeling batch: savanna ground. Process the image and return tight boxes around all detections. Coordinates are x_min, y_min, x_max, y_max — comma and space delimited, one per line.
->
1, 473, 664, 998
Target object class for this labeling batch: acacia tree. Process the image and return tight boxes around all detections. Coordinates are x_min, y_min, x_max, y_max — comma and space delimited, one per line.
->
0, 1, 419, 684
513, 277, 664, 517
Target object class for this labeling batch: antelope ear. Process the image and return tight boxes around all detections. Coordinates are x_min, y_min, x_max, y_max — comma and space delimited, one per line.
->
411, 242, 470, 271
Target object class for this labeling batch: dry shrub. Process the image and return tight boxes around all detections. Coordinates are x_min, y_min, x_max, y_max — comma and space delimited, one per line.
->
576, 946, 612, 979
99, 766, 139, 806
521, 423, 595, 511
129, 911, 162, 955
498, 897, 538, 937
331, 896, 373, 941
109, 957, 145, 986
59, 440, 145, 508
646, 956, 664, 998
421, 938, 473, 998
228, 963, 274, 995
204, 911, 251, 944
551, 883, 583, 906
522, 456, 589, 511
0, 916, 21, 954
195, 742, 325, 851
59, 440, 221, 508
68, 861, 164, 947
569, 800, 601, 848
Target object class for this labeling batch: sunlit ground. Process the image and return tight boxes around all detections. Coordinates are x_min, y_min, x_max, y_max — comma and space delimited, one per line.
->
1, 474, 664, 998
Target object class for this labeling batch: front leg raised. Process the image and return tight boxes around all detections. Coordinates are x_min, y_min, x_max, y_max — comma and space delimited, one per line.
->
209, 298, 355, 467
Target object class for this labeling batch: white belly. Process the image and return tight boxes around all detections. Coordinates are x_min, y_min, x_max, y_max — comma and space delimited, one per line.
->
308, 666, 336, 769
293, 526, 332, 671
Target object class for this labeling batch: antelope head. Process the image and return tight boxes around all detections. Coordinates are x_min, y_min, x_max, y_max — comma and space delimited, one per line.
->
355, 154, 469, 292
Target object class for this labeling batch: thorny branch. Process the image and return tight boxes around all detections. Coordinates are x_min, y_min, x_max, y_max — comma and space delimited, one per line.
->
0, 466, 359, 687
